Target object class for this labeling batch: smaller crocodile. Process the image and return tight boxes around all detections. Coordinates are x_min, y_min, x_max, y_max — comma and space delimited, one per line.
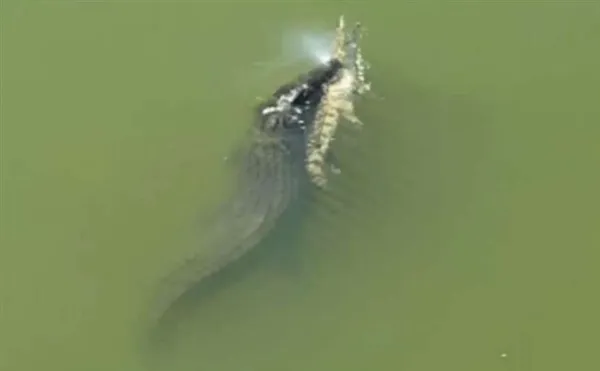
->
306, 16, 371, 188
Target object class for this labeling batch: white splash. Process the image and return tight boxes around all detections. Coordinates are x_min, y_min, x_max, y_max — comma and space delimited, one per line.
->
238, 28, 336, 99
296, 30, 335, 65
281, 28, 336, 66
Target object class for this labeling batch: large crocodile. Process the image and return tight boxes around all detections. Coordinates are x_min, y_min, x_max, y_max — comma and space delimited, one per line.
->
147, 17, 369, 327
147, 60, 344, 325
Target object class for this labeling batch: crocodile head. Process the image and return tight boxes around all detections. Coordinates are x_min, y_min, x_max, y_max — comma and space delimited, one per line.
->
256, 58, 343, 137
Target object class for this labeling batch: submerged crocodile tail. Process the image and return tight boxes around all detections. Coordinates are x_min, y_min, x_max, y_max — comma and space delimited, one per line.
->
148, 138, 300, 325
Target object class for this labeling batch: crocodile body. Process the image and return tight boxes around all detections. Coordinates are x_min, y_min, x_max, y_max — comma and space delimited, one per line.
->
148, 60, 343, 325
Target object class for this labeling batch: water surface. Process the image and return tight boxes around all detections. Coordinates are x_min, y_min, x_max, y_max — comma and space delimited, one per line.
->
1, 1, 599, 371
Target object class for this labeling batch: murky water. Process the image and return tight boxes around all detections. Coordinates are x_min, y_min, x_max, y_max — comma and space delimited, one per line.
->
2, 2, 599, 371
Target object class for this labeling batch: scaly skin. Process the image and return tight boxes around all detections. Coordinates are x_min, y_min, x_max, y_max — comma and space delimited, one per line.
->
306, 16, 371, 188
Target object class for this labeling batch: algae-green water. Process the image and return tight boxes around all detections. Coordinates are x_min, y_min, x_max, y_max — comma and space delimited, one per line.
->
2, 1, 599, 371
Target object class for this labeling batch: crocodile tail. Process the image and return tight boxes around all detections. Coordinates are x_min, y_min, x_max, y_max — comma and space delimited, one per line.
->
147, 139, 299, 326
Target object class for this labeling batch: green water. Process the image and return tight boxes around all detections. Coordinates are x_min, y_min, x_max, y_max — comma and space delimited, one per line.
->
2, 1, 599, 370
